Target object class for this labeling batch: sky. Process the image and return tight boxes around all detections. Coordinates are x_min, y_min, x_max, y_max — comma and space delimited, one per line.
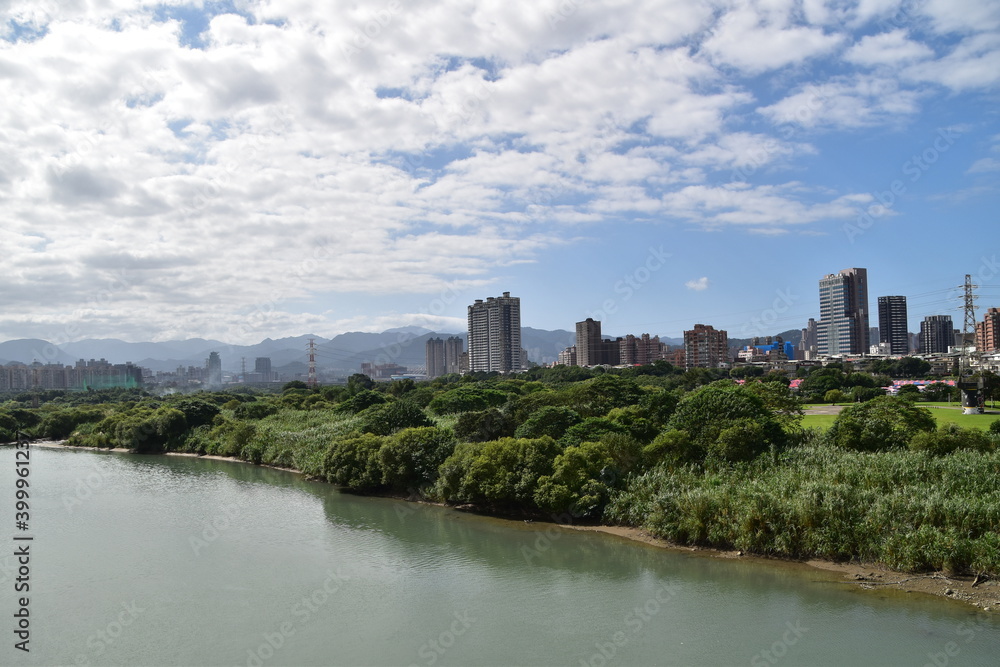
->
1, 0, 999, 346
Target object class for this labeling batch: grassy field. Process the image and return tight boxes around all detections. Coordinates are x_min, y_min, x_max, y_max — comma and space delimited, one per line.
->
802, 408, 1000, 431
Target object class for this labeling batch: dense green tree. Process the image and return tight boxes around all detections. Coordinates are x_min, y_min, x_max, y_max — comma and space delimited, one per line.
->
513, 406, 582, 440
743, 381, 803, 431
171, 398, 221, 428
826, 390, 848, 406
323, 433, 386, 491
729, 366, 765, 379
37, 407, 103, 439
760, 372, 791, 385
635, 388, 681, 428
922, 382, 959, 402
453, 408, 516, 442
850, 386, 885, 403
357, 400, 433, 436
709, 419, 770, 463
826, 395, 936, 452
641, 429, 698, 467
894, 357, 932, 378
799, 368, 844, 397
282, 380, 309, 391
0, 410, 18, 441
534, 441, 617, 517
844, 372, 876, 388
233, 401, 279, 420
434, 436, 562, 510
377, 427, 456, 492
666, 381, 786, 460
568, 374, 646, 417
387, 378, 416, 397
346, 374, 375, 396
605, 407, 658, 444
336, 389, 389, 414
427, 385, 508, 415
559, 417, 628, 447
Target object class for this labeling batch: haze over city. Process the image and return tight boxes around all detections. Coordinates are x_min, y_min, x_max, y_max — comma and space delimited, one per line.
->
2, 0, 999, 346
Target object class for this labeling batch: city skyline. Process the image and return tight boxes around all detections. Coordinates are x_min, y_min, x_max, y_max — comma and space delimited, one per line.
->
2, 2, 999, 345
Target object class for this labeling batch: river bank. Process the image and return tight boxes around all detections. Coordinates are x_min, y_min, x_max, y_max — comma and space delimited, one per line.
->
18, 439, 1000, 613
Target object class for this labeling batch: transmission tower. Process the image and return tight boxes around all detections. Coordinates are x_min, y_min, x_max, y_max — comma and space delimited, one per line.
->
307, 338, 318, 388
961, 274, 979, 374
241, 357, 247, 384
958, 274, 983, 414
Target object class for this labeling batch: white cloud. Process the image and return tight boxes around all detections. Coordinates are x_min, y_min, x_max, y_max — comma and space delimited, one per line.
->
968, 157, 1000, 173
759, 76, 922, 128
903, 33, 1000, 90
685, 277, 709, 291
845, 30, 935, 66
0, 0, 995, 342
702, 5, 844, 74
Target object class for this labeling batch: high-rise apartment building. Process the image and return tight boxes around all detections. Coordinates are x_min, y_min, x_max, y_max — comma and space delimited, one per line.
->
444, 336, 463, 374
684, 324, 729, 369
798, 318, 818, 358
877, 295, 909, 355
619, 334, 666, 365
977, 308, 1000, 353
818, 268, 870, 355
575, 318, 602, 367
920, 315, 954, 354
206, 351, 222, 387
468, 292, 523, 373
425, 336, 465, 377
425, 337, 446, 378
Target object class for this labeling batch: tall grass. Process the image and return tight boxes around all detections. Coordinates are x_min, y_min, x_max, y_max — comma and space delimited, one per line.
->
606, 444, 1000, 575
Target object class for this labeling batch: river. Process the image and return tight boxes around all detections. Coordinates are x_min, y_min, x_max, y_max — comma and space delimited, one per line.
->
1, 447, 998, 666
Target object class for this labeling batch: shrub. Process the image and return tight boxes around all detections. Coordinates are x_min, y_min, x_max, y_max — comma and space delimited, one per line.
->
909, 424, 995, 456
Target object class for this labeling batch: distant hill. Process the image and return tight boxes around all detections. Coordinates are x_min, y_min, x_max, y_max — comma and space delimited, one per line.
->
0, 339, 76, 365
0, 325, 659, 375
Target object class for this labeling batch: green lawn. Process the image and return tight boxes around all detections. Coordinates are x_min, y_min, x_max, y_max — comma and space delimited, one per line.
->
801, 409, 999, 432
800, 414, 839, 430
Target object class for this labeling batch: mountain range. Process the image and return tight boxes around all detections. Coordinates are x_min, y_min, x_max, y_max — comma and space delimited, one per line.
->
0, 327, 796, 376
0, 326, 588, 374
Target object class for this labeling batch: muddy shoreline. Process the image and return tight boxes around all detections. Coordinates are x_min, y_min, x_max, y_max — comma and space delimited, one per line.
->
15, 439, 1000, 613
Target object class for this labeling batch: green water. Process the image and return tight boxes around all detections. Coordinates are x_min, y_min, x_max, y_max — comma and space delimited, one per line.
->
1, 447, 998, 666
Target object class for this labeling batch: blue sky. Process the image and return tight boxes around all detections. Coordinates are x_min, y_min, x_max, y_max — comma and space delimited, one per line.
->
1, 0, 999, 345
